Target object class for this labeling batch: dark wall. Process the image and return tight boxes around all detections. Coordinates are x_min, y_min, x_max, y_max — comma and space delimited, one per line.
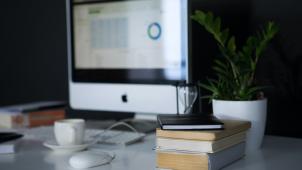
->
0, 0, 68, 105
1, 0, 302, 137
252, 0, 302, 137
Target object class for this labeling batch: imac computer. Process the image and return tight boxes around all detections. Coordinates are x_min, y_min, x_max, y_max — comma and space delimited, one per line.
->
66, 0, 191, 119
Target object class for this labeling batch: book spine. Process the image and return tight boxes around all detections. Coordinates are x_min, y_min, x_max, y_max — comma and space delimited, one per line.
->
0, 144, 15, 154
156, 121, 251, 141
156, 142, 245, 170
27, 109, 66, 127
0, 109, 65, 128
0, 113, 25, 128
208, 142, 245, 170
156, 151, 209, 170
156, 129, 216, 141
156, 137, 213, 153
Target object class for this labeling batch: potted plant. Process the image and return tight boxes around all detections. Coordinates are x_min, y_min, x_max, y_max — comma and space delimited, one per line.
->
191, 10, 278, 153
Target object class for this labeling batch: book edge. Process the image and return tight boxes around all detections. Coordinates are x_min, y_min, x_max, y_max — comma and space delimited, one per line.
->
156, 121, 251, 141
156, 131, 246, 153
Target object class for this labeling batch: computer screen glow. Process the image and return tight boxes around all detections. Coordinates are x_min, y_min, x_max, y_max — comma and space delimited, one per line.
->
73, 0, 185, 81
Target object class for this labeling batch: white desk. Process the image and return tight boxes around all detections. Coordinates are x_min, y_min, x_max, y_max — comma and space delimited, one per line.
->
223, 135, 302, 170
0, 135, 302, 170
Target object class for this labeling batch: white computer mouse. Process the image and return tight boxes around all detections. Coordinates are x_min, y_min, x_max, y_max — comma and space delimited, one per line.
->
69, 151, 114, 169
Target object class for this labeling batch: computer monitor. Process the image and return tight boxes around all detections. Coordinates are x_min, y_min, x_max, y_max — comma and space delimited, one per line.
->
66, 0, 191, 116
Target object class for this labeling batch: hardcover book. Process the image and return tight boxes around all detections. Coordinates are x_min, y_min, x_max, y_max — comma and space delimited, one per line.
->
0, 101, 66, 128
156, 142, 246, 170
157, 114, 224, 130
156, 131, 246, 153
156, 120, 251, 141
0, 140, 20, 154
0, 132, 23, 154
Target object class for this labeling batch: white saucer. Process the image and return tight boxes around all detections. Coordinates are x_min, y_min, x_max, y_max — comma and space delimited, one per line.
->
43, 140, 95, 152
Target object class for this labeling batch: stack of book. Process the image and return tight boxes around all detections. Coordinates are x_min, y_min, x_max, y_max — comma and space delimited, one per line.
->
0, 101, 66, 129
0, 132, 23, 154
156, 118, 251, 170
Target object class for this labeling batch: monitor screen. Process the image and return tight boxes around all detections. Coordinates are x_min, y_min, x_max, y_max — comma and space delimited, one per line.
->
71, 0, 188, 83
67, 0, 190, 114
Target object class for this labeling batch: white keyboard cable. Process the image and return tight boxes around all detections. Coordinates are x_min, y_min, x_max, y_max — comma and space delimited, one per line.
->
90, 121, 142, 145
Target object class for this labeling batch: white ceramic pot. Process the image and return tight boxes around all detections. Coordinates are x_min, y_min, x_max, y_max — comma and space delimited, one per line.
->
212, 99, 267, 153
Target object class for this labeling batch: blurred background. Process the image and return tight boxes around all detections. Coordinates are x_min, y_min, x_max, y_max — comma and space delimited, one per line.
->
0, 0, 301, 138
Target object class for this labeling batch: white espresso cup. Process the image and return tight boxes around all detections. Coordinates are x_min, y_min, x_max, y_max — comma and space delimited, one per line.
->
54, 119, 85, 146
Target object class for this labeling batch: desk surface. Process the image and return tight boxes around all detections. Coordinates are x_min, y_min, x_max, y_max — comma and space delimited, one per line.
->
0, 134, 302, 170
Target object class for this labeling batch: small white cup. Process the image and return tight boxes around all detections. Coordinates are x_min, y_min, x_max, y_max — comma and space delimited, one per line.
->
54, 119, 85, 146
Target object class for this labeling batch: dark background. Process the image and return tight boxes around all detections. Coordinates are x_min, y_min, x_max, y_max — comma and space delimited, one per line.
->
1, 0, 302, 138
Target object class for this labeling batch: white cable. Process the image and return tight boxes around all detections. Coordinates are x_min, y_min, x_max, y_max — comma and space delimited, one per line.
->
91, 121, 140, 145
104, 121, 139, 134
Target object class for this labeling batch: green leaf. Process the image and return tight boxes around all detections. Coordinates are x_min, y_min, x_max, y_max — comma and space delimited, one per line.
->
220, 28, 229, 45
246, 36, 257, 47
214, 17, 221, 33
191, 11, 205, 23
242, 46, 252, 56
227, 36, 236, 53
212, 66, 230, 80
191, 10, 278, 101
200, 95, 213, 99
199, 83, 217, 94
246, 86, 266, 96
214, 59, 228, 69
205, 12, 214, 26
250, 60, 256, 71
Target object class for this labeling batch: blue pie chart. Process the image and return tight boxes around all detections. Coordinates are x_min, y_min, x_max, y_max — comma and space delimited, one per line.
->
147, 22, 161, 40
